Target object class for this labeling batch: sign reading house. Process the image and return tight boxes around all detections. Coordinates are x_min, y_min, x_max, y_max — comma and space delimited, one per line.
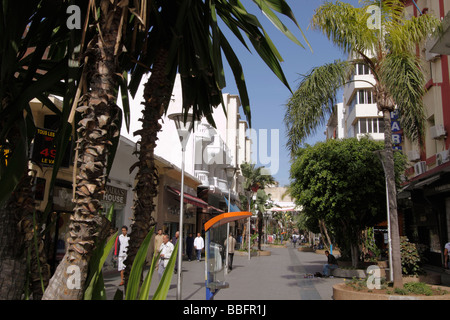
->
103, 185, 127, 205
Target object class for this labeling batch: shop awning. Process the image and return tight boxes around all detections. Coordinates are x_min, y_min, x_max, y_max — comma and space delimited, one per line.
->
208, 205, 224, 213
223, 196, 241, 212
204, 211, 252, 231
167, 186, 209, 209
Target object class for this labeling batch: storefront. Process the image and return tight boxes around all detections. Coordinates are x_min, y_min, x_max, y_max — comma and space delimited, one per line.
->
401, 164, 450, 267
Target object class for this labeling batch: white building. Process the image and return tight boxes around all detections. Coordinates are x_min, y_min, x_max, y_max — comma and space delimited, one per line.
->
121, 73, 252, 236
327, 58, 385, 142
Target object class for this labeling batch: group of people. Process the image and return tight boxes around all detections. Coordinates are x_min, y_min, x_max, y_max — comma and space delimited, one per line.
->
152, 230, 206, 279
113, 226, 241, 285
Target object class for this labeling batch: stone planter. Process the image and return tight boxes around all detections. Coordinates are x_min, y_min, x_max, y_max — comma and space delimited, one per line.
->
236, 250, 257, 257
333, 282, 450, 300
257, 250, 271, 256
403, 273, 441, 285
298, 247, 315, 252
315, 249, 341, 256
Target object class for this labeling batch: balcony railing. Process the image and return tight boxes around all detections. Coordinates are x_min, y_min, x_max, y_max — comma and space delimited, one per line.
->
195, 170, 210, 187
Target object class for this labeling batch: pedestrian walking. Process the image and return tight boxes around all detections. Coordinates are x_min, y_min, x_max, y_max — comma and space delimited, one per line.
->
194, 233, 204, 262
186, 233, 194, 261
172, 231, 179, 273
322, 250, 339, 277
158, 234, 174, 279
154, 229, 164, 255
444, 241, 450, 269
224, 233, 237, 271
114, 226, 129, 286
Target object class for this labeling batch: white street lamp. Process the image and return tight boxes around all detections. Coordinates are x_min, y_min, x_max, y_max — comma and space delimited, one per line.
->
374, 150, 393, 282
224, 166, 237, 275
168, 112, 194, 301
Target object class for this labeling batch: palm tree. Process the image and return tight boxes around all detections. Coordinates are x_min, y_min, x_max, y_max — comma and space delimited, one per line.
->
284, 0, 441, 288
42, 0, 145, 300
122, 0, 309, 284
240, 162, 276, 250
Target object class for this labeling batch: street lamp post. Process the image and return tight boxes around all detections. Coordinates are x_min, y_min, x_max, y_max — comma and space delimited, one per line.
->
374, 150, 394, 282
168, 112, 194, 301
224, 166, 237, 275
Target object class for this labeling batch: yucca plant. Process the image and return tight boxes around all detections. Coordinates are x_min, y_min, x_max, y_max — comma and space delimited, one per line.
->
83, 226, 178, 300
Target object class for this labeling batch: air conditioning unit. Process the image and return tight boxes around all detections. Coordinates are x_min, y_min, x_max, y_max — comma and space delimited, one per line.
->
430, 125, 446, 139
414, 161, 427, 176
407, 150, 421, 162
436, 150, 449, 166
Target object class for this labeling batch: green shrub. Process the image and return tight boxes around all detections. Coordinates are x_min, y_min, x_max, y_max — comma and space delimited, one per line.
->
400, 236, 424, 276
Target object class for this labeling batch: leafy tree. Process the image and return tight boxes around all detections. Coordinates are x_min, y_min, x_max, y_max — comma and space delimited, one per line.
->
284, 0, 440, 287
289, 138, 402, 267
240, 162, 276, 250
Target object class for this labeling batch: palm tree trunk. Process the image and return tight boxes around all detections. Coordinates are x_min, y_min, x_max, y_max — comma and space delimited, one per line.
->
0, 183, 28, 299
42, 3, 123, 300
123, 48, 174, 285
382, 109, 403, 288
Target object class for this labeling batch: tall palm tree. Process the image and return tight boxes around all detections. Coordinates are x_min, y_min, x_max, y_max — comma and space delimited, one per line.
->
240, 162, 275, 250
284, 0, 441, 288
122, 0, 309, 284
42, 0, 145, 300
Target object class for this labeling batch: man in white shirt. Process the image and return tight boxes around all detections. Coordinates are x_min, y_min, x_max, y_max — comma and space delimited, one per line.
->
194, 233, 204, 262
114, 226, 129, 286
158, 234, 174, 279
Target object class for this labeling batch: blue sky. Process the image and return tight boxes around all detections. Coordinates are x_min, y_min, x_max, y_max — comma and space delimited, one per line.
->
220, 0, 361, 187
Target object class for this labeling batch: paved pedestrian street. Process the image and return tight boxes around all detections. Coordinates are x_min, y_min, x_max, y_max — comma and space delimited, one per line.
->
104, 245, 345, 301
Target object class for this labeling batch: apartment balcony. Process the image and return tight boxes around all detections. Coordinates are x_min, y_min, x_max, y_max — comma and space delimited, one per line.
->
195, 170, 210, 187
209, 177, 229, 194
347, 103, 379, 127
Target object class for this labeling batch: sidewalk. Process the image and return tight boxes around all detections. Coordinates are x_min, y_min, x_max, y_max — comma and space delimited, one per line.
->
103, 244, 344, 300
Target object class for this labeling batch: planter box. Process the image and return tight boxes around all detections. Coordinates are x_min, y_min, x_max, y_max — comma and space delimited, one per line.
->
330, 267, 388, 279
298, 247, 315, 252
236, 250, 257, 257
333, 282, 450, 300
403, 274, 441, 285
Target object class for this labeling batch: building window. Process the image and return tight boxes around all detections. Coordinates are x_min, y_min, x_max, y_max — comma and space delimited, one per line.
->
355, 118, 385, 134
356, 63, 370, 75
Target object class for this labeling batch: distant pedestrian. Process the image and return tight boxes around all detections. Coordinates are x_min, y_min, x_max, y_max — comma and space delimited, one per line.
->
444, 242, 450, 269
158, 234, 174, 279
172, 231, 180, 272
114, 226, 129, 286
194, 233, 204, 262
322, 250, 339, 277
154, 229, 164, 256
224, 233, 237, 271
186, 233, 194, 261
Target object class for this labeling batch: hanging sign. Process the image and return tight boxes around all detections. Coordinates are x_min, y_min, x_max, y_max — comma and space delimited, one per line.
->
31, 128, 72, 167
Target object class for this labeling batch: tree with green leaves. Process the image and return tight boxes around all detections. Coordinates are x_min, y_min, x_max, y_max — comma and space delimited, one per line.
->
284, 0, 440, 288
240, 162, 276, 250
122, 0, 309, 283
289, 138, 404, 267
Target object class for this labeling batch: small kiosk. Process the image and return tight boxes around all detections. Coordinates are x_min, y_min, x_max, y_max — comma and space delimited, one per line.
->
204, 211, 252, 300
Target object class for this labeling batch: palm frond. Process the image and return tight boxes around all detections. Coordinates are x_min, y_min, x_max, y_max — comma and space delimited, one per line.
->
284, 60, 351, 154
379, 51, 426, 144
385, 12, 442, 53
311, 1, 377, 55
